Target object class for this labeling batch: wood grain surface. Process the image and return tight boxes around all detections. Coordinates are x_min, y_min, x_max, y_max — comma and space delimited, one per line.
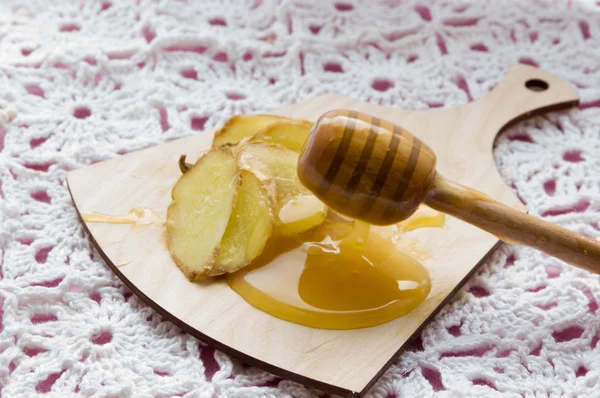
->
67, 64, 578, 397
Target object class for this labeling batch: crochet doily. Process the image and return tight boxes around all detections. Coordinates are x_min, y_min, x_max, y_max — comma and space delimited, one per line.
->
0, 0, 599, 396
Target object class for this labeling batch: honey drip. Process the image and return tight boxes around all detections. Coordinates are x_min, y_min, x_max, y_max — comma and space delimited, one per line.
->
228, 206, 445, 330
82, 203, 444, 329
81, 208, 165, 226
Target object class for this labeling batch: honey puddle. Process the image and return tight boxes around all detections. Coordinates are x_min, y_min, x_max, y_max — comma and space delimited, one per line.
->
80, 204, 444, 329
228, 207, 445, 330
81, 208, 165, 226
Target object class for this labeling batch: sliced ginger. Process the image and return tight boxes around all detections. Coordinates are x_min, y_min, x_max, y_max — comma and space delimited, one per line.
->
215, 170, 273, 274
167, 148, 239, 281
168, 115, 326, 280
212, 114, 313, 152
250, 120, 313, 152
277, 195, 327, 235
242, 143, 326, 235
212, 114, 290, 147
242, 143, 304, 201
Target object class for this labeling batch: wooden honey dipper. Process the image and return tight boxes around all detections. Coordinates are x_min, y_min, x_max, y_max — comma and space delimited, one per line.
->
297, 110, 600, 274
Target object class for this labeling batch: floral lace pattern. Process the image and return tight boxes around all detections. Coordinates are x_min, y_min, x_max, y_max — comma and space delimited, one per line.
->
0, 0, 599, 396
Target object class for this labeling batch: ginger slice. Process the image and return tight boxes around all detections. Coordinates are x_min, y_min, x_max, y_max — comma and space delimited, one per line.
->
242, 143, 326, 235
212, 114, 290, 147
278, 195, 327, 236
167, 148, 239, 280
215, 170, 273, 274
250, 120, 313, 152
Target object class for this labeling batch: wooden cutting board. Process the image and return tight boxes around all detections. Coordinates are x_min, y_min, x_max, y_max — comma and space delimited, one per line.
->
66, 64, 578, 397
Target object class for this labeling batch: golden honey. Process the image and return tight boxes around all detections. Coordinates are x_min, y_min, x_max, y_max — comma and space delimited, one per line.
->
80, 204, 444, 330
228, 207, 444, 330
81, 208, 165, 226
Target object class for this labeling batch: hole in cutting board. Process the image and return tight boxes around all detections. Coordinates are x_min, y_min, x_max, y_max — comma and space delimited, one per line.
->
525, 79, 549, 92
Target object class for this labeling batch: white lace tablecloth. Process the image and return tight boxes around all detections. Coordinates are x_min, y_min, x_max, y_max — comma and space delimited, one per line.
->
0, 1, 599, 396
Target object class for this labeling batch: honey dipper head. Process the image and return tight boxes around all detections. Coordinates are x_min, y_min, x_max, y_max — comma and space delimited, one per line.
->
298, 110, 437, 225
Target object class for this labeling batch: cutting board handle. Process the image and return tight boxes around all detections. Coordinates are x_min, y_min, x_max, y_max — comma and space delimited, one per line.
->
468, 64, 579, 147
346, 64, 580, 158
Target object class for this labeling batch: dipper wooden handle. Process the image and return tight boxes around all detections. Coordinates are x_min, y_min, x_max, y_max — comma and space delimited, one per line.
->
426, 176, 600, 274
298, 110, 600, 274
